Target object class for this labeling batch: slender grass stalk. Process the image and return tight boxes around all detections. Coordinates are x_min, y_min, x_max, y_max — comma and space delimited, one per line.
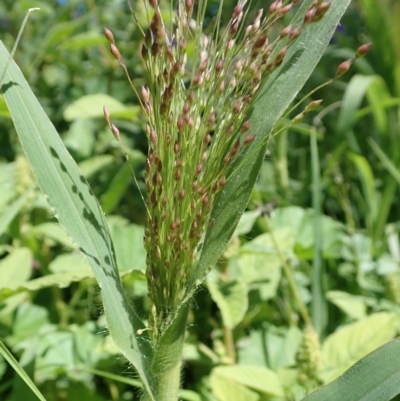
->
0, 341, 47, 401
0, 8, 40, 87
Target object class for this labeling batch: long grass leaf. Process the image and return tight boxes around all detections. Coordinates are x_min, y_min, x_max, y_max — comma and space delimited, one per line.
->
0, 41, 156, 401
310, 127, 326, 334
191, 0, 352, 291
0, 341, 47, 401
302, 338, 400, 401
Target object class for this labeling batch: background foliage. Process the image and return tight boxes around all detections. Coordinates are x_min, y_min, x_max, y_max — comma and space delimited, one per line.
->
1, 0, 400, 400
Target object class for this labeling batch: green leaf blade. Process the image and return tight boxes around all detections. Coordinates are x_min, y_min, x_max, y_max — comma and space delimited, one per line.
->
0, 41, 156, 401
303, 338, 400, 401
191, 0, 352, 293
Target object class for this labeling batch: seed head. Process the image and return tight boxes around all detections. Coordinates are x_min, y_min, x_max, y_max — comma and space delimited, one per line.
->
103, 27, 115, 44
216, 59, 224, 73
304, 9, 316, 24
253, 35, 268, 50
279, 3, 292, 16
280, 25, 292, 39
195, 163, 203, 175
110, 43, 122, 61
289, 27, 301, 42
336, 59, 352, 77
241, 120, 251, 133
315, 2, 331, 17
305, 99, 323, 111
232, 3, 243, 19
110, 124, 120, 140
356, 42, 372, 58
103, 105, 110, 124
269, 0, 282, 14
185, 0, 193, 12
148, 0, 158, 8
293, 113, 304, 123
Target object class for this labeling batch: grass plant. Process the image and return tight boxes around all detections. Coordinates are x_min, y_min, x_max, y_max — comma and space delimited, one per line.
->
1, 1, 400, 401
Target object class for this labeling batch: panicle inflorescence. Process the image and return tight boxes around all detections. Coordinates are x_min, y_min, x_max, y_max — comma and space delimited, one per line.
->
105, 0, 332, 340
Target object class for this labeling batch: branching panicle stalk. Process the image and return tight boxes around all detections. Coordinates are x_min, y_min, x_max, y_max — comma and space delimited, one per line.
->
122, 0, 332, 343
105, 0, 334, 369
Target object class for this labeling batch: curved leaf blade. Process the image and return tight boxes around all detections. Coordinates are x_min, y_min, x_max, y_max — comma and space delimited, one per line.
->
191, 0, 352, 291
303, 338, 400, 401
0, 41, 155, 401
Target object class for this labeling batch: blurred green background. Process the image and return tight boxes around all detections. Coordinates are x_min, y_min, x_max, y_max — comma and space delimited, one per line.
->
1, 1, 400, 400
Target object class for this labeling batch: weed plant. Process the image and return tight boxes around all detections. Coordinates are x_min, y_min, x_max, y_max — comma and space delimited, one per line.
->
1, 1, 400, 401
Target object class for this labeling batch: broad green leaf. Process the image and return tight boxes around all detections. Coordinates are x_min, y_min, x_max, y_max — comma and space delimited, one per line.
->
210, 366, 284, 398
321, 312, 398, 382
63, 93, 139, 121
302, 338, 400, 401
0, 41, 156, 400
238, 326, 302, 370
108, 222, 146, 273
9, 304, 49, 346
0, 248, 32, 290
237, 330, 269, 367
237, 232, 285, 300
269, 206, 306, 235
78, 155, 114, 179
49, 253, 91, 274
326, 290, 367, 320
59, 31, 108, 50
265, 326, 303, 370
0, 254, 93, 302
44, 17, 88, 47
207, 277, 248, 329
192, 0, 352, 293
234, 210, 261, 236
31, 222, 76, 249
35, 330, 75, 382
0, 190, 32, 237
211, 372, 259, 401
270, 208, 345, 259
64, 119, 95, 159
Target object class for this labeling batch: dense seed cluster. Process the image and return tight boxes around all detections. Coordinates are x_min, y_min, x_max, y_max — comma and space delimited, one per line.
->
297, 325, 323, 385
105, 0, 332, 340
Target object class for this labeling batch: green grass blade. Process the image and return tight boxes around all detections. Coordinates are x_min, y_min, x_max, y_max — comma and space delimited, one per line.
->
347, 152, 378, 247
191, 0, 352, 291
310, 127, 326, 334
0, 41, 155, 401
0, 340, 47, 401
336, 75, 376, 150
302, 338, 400, 401
368, 137, 400, 184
